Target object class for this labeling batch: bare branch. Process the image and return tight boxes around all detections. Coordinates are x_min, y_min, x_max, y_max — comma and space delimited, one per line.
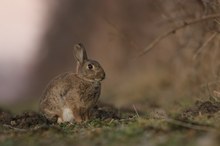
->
138, 13, 220, 57
103, 17, 140, 51
165, 118, 220, 133
132, 104, 140, 118
2, 124, 49, 132
193, 32, 217, 60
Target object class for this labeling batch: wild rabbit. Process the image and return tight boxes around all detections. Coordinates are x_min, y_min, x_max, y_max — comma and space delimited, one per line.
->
39, 43, 105, 123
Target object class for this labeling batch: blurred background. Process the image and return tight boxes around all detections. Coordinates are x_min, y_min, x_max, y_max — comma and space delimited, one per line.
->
0, 0, 220, 111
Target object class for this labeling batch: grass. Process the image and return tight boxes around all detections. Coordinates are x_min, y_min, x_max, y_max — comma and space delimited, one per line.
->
1, 99, 220, 146
0, 121, 209, 146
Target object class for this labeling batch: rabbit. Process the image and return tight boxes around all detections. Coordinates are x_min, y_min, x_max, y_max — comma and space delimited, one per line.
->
39, 43, 105, 123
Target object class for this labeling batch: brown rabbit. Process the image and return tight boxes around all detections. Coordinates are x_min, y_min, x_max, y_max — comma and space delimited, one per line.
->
39, 43, 105, 123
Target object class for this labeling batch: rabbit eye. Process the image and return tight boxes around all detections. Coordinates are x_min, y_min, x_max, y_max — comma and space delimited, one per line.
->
87, 64, 93, 70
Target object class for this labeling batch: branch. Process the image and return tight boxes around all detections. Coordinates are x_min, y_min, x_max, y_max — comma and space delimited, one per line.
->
2, 124, 49, 132
103, 17, 140, 51
3, 124, 28, 132
193, 32, 217, 60
165, 118, 219, 133
138, 13, 220, 57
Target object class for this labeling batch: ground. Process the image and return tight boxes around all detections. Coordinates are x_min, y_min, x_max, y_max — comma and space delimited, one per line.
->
0, 100, 220, 146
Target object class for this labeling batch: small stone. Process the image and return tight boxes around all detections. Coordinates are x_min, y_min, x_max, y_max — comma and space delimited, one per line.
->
10, 120, 16, 126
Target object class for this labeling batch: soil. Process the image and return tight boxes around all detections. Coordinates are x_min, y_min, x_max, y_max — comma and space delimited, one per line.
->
1, 100, 219, 131
179, 100, 220, 120
0, 110, 52, 129
1, 100, 220, 146
0, 103, 120, 130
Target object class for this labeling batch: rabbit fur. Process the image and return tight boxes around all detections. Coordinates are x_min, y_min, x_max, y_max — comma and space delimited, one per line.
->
39, 43, 105, 123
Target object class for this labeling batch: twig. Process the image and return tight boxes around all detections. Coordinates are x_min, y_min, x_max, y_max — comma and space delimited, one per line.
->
103, 17, 140, 51
2, 124, 49, 132
206, 83, 212, 96
108, 119, 114, 125
138, 13, 220, 57
3, 124, 28, 132
132, 104, 140, 118
214, 19, 220, 25
193, 32, 217, 60
200, 80, 220, 88
165, 118, 219, 133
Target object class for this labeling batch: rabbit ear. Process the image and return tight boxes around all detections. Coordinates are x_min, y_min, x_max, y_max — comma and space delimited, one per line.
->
73, 43, 88, 64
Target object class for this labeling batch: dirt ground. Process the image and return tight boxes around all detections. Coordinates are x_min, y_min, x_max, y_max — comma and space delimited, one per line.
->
0, 100, 220, 146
